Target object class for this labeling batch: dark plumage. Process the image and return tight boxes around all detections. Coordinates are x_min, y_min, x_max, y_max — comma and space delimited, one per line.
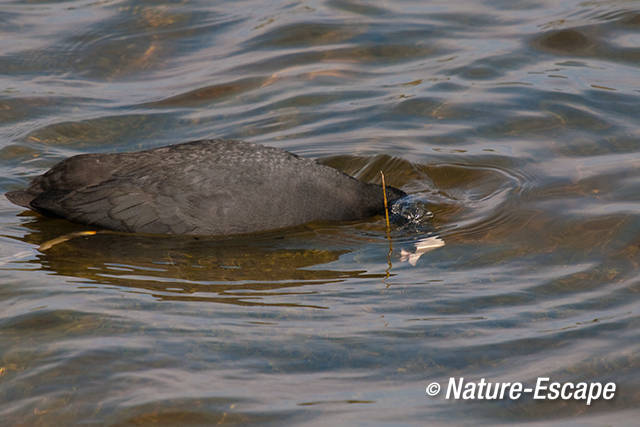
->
5, 139, 406, 235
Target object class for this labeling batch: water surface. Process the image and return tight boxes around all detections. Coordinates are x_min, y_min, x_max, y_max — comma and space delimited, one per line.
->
1, 0, 639, 425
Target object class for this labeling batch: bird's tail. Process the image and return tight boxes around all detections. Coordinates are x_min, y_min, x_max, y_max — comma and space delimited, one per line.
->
5, 190, 35, 208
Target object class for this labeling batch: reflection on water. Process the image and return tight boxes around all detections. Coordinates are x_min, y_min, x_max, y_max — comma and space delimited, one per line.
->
12, 215, 395, 309
1, 0, 640, 425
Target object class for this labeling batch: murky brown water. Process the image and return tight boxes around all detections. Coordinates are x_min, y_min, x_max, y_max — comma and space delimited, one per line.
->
1, 0, 639, 425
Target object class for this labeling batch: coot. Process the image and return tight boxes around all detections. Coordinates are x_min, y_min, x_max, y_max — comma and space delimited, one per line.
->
6, 139, 406, 235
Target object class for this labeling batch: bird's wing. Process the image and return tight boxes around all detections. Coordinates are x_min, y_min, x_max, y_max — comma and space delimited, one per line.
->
30, 178, 203, 235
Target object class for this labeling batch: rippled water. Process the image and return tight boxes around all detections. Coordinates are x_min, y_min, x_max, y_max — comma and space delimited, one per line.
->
1, 0, 639, 425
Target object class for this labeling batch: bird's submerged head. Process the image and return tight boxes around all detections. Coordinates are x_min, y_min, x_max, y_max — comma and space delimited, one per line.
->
390, 193, 434, 231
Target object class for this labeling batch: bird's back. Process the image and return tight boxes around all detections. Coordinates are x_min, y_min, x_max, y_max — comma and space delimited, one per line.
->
6, 139, 405, 235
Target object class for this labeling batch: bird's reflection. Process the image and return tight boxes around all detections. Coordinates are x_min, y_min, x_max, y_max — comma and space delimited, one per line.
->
9, 213, 392, 308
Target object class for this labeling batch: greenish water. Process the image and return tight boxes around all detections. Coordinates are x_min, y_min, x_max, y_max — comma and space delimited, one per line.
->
1, 0, 639, 425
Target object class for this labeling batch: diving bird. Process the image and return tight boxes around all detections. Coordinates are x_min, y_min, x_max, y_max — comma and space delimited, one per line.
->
5, 139, 406, 235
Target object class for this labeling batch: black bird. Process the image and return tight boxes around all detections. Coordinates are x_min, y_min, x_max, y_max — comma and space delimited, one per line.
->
6, 139, 406, 235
